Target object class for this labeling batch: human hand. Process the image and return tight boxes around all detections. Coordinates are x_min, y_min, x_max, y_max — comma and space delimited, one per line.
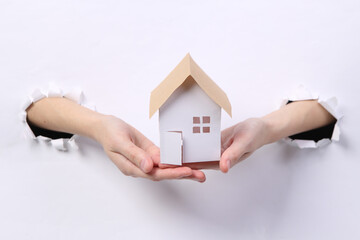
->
95, 115, 206, 182
171, 118, 268, 172
219, 118, 269, 173
158, 118, 267, 171
195, 100, 336, 173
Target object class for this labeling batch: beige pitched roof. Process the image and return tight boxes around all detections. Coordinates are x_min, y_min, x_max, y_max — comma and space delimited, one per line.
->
149, 53, 232, 118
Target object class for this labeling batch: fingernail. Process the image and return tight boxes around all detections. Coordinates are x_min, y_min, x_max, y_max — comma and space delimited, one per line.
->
227, 160, 231, 171
191, 178, 204, 183
140, 159, 148, 172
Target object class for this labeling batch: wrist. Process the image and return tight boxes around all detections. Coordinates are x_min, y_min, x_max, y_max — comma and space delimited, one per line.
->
260, 114, 285, 145
86, 113, 110, 144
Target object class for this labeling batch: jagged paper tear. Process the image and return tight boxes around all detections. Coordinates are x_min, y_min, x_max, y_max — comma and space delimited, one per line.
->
20, 83, 93, 151
280, 85, 343, 149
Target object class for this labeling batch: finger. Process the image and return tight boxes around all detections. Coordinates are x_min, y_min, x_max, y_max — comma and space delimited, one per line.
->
114, 141, 154, 173
109, 151, 205, 182
173, 169, 206, 182
221, 138, 233, 155
221, 125, 235, 143
148, 167, 193, 181
185, 170, 206, 182
220, 141, 246, 173
128, 128, 160, 168
131, 127, 157, 151
221, 126, 237, 155
108, 150, 188, 180
147, 168, 206, 182
127, 166, 196, 181
107, 151, 139, 177
147, 145, 161, 166
239, 152, 252, 162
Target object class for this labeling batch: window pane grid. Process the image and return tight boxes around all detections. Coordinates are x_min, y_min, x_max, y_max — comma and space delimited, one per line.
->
192, 116, 211, 133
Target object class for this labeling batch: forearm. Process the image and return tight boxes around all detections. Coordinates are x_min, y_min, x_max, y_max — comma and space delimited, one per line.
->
25, 97, 206, 181
26, 97, 105, 141
261, 100, 336, 144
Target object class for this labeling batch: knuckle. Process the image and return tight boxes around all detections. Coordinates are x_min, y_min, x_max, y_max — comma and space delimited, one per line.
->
127, 145, 140, 162
129, 152, 137, 162
108, 139, 118, 151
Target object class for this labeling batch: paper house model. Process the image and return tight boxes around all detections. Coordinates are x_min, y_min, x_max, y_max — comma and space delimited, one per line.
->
149, 54, 232, 165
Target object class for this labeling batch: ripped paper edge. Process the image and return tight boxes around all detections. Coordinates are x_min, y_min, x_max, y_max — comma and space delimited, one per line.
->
20, 83, 91, 151
279, 85, 342, 149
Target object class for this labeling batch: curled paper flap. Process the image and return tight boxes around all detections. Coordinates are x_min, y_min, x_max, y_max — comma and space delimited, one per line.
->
64, 89, 84, 104
283, 138, 332, 149
19, 111, 27, 123
83, 103, 96, 111
282, 85, 342, 149
51, 139, 67, 151
22, 98, 33, 112
316, 138, 332, 148
24, 123, 36, 139
331, 124, 341, 141
30, 88, 46, 103
47, 83, 63, 97
37, 136, 51, 142
22, 83, 92, 151
289, 139, 317, 149
318, 97, 343, 121
287, 85, 318, 101
68, 137, 79, 150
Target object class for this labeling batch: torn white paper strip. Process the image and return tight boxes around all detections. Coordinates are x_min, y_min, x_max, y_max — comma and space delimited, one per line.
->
68, 136, 79, 150
331, 124, 341, 141
64, 89, 84, 104
37, 136, 52, 142
51, 139, 67, 151
31, 88, 46, 103
22, 98, 33, 112
19, 111, 27, 123
287, 85, 319, 101
47, 83, 63, 97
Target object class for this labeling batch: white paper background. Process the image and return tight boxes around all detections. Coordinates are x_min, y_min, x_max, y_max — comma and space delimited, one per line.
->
0, 1, 359, 239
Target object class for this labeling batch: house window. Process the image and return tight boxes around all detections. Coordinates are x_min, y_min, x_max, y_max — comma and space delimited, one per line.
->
193, 117, 200, 124
203, 127, 210, 133
203, 116, 210, 124
193, 127, 200, 133
192, 116, 211, 134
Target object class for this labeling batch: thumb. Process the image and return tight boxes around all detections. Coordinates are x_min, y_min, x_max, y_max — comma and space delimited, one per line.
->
220, 142, 246, 173
115, 141, 154, 173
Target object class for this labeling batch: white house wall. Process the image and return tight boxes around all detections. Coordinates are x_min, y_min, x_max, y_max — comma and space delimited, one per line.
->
159, 80, 221, 163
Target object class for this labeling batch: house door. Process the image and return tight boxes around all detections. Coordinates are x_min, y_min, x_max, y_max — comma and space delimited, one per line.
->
160, 131, 183, 165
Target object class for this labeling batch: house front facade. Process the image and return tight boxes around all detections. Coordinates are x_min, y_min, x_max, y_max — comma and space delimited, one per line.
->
159, 78, 221, 164
149, 54, 231, 165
